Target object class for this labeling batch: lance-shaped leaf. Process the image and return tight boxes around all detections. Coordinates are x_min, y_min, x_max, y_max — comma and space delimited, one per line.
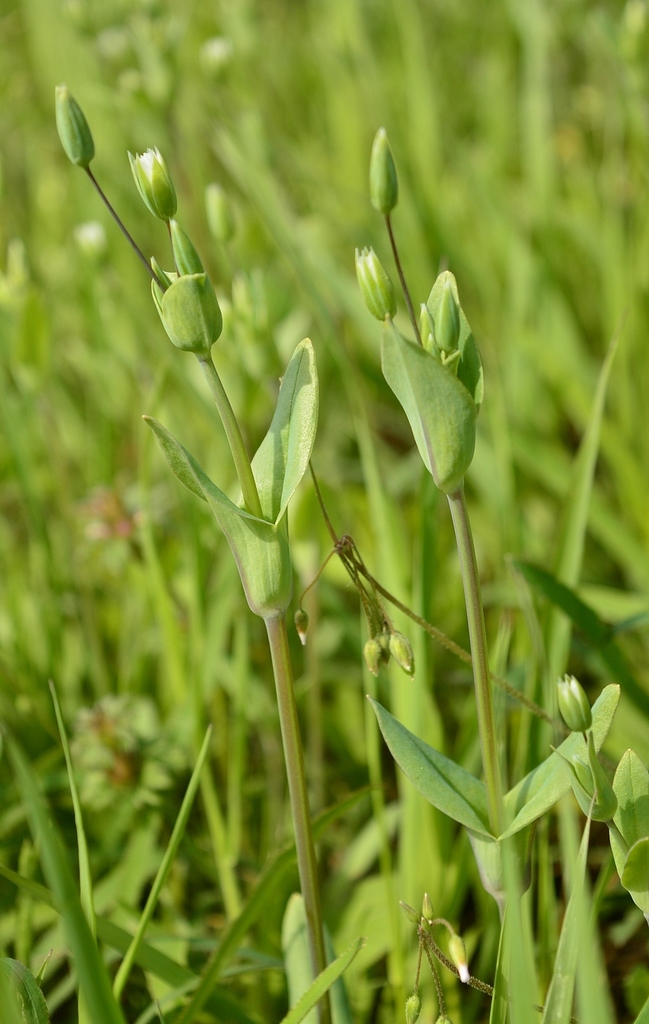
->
0, 960, 50, 1024
144, 417, 293, 618
381, 321, 477, 493
368, 697, 491, 835
426, 273, 483, 408
282, 894, 355, 1024
251, 338, 319, 524
501, 684, 619, 839
611, 750, 649, 920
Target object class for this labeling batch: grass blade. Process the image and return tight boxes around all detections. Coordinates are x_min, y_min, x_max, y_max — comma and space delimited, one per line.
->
279, 938, 364, 1024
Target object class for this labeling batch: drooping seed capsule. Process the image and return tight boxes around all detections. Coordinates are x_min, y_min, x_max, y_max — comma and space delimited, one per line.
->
355, 247, 397, 321
294, 608, 309, 646
205, 183, 235, 243
405, 993, 422, 1024
363, 637, 382, 677
389, 631, 415, 676
128, 147, 177, 221
369, 127, 398, 216
434, 273, 460, 355
557, 675, 592, 733
55, 84, 95, 168
448, 933, 470, 983
170, 220, 204, 276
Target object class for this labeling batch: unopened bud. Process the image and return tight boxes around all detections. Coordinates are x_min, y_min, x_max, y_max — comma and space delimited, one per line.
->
363, 637, 381, 677
448, 933, 469, 983
205, 183, 235, 243
55, 84, 95, 168
422, 893, 434, 921
355, 247, 397, 321
435, 1017, 454, 1024
152, 272, 222, 356
294, 608, 309, 646
435, 273, 460, 355
170, 220, 203, 276
128, 147, 177, 221
369, 127, 398, 216
399, 901, 420, 925
557, 675, 592, 733
389, 631, 415, 676
405, 993, 421, 1024
420, 303, 436, 353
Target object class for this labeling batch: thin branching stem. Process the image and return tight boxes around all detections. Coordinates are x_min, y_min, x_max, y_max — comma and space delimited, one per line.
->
385, 214, 422, 345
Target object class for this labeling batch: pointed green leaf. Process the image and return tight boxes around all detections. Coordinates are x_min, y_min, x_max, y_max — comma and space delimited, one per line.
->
613, 750, 649, 848
502, 684, 619, 838
144, 417, 293, 617
369, 697, 491, 835
634, 993, 649, 1023
282, 894, 355, 1024
381, 321, 477, 493
0, 960, 50, 1024
251, 339, 319, 524
621, 838, 649, 907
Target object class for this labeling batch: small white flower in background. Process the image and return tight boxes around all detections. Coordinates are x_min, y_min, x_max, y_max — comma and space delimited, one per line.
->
73, 221, 107, 258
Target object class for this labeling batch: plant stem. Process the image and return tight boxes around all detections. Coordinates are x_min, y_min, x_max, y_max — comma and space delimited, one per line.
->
196, 355, 263, 518
264, 614, 331, 1024
447, 485, 505, 837
85, 168, 166, 289
385, 214, 422, 346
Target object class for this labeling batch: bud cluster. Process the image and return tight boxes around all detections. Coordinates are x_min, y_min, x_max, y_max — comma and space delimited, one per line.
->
363, 627, 414, 678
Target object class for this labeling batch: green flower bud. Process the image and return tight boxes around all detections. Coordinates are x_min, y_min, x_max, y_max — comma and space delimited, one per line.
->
405, 993, 422, 1024
557, 675, 592, 733
363, 637, 382, 677
369, 126, 398, 216
128, 147, 177, 221
448, 933, 469, 983
389, 631, 415, 676
152, 273, 222, 356
435, 1017, 454, 1024
205, 182, 235, 243
422, 892, 434, 921
55, 83, 95, 168
294, 608, 309, 646
170, 220, 204, 275
355, 247, 397, 321
420, 303, 436, 353
399, 901, 420, 925
435, 273, 460, 355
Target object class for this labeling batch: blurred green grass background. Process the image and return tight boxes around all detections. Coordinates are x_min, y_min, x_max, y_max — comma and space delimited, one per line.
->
2, 0, 649, 1020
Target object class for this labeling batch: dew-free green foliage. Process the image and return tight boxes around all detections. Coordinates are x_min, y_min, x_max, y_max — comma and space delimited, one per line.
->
3, 0, 649, 1022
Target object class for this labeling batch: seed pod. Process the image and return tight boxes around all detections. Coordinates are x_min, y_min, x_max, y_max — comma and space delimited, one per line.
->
369, 127, 398, 216
405, 993, 422, 1024
435, 273, 460, 355
557, 675, 592, 733
363, 637, 382, 677
448, 933, 469, 983
152, 273, 222, 356
389, 631, 415, 676
294, 608, 309, 646
55, 84, 95, 168
355, 247, 397, 321
129, 147, 177, 221
170, 220, 204, 276
205, 183, 235, 243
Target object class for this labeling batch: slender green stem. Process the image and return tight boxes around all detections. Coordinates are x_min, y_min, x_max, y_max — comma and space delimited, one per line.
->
385, 214, 422, 346
447, 485, 505, 836
264, 614, 331, 1024
196, 355, 263, 518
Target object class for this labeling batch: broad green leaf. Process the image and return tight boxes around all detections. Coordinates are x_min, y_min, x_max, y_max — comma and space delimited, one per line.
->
0, 959, 50, 1024
613, 750, 649, 848
251, 338, 318, 524
426, 274, 484, 408
174, 788, 370, 1024
502, 684, 619, 839
369, 697, 492, 835
541, 815, 592, 1024
282, 894, 355, 1024
144, 417, 292, 618
113, 726, 212, 998
381, 321, 477, 493
5, 734, 127, 1024
514, 561, 649, 718
280, 935, 363, 1024
621, 837, 649, 918
634, 994, 649, 1024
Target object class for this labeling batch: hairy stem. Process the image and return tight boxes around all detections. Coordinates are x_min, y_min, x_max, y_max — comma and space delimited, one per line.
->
265, 615, 331, 1024
197, 356, 263, 518
447, 485, 505, 836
